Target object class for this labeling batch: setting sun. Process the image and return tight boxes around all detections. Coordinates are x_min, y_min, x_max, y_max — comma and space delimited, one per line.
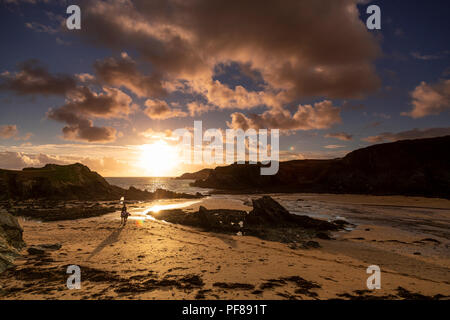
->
138, 140, 179, 177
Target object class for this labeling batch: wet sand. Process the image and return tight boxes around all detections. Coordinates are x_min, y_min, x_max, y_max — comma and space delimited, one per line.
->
0, 194, 449, 300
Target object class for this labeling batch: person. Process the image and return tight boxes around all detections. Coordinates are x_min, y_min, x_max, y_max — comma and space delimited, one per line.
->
120, 204, 130, 226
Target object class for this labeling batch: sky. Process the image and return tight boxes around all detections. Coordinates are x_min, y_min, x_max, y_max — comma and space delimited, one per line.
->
0, 0, 449, 176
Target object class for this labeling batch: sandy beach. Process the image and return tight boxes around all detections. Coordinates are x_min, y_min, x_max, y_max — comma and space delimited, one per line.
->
1, 193, 449, 300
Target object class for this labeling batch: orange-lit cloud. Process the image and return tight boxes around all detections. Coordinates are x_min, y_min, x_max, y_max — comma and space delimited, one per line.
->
144, 99, 187, 120
402, 79, 450, 118
227, 100, 341, 131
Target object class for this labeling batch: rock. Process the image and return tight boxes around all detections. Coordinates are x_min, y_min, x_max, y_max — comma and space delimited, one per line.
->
316, 232, 332, 240
0, 210, 24, 248
38, 243, 62, 250
150, 196, 338, 245
303, 241, 321, 249
0, 209, 25, 273
246, 196, 292, 226
333, 219, 348, 226
176, 168, 213, 180
246, 196, 338, 231
197, 206, 216, 228
27, 247, 46, 255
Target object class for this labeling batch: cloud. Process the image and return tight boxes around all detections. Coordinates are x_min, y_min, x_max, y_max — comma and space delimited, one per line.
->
47, 86, 133, 142
187, 101, 214, 116
0, 150, 129, 177
324, 132, 353, 141
0, 60, 77, 95
411, 51, 449, 61
200, 80, 287, 110
94, 52, 167, 98
80, 0, 380, 101
372, 112, 391, 119
0, 60, 134, 143
25, 21, 59, 34
75, 73, 95, 83
47, 108, 117, 143
0, 124, 33, 141
144, 99, 187, 120
0, 151, 41, 169
227, 100, 341, 131
324, 144, 345, 149
0, 125, 18, 139
362, 127, 450, 143
58, 86, 133, 119
402, 79, 450, 118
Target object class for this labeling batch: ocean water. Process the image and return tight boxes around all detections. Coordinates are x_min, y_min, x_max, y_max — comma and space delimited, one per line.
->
106, 178, 449, 237
105, 177, 213, 195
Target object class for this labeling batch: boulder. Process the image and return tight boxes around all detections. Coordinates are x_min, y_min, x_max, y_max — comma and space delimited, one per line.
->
27, 247, 46, 255
0, 209, 25, 273
39, 243, 62, 250
246, 196, 292, 226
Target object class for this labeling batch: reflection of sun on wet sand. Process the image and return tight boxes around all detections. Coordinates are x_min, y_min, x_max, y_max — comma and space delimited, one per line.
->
0, 194, 449, 300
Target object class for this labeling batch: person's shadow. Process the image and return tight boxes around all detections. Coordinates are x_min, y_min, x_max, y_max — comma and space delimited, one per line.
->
87, 226, 124, 260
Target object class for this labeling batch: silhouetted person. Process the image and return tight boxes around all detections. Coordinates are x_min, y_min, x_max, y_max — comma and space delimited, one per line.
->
120, 204, 130, 226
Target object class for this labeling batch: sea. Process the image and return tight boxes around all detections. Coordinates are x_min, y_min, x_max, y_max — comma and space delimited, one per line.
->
104, 177, 440, 234
105, 177, 213, 195
106, 177, 353, 221
105, 177, 350, 224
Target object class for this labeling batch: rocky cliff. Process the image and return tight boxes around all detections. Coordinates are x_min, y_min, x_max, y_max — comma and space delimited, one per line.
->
0, 163, 202, 201
176, 168, 213, 180
191, 136, 450, 198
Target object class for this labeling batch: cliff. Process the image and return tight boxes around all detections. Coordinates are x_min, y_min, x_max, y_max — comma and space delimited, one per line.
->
176, 168, 213, 180
0, 163, 201, 201
191, 136, 450, 198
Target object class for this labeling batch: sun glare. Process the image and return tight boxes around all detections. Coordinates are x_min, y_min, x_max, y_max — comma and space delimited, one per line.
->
138, 140, 179, 176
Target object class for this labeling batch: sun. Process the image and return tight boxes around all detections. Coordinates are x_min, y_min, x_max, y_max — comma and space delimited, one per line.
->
138, 140, 179, 176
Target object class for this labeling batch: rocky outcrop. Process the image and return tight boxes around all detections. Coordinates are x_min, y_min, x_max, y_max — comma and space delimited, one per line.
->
0, 209, 25, 272
149, 196, 341, 243
191, 136, 450, 198
246, 196, 338, 231
246, 196, 292, 226
0, 163, 203, 201
176, 168, 213, 180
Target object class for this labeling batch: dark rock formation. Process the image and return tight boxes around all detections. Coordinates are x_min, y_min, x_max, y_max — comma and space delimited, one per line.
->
149, 196, 341, 243
11, 205, 117, 222
246, 196, 338, 231
0, 163, 203, 201
176, 168, 213, 180
151, 206, 246, 233
27, 243, 62, 255
0, 209, 25, 272
191, 136, 450, 198
246, 196, 292, 226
